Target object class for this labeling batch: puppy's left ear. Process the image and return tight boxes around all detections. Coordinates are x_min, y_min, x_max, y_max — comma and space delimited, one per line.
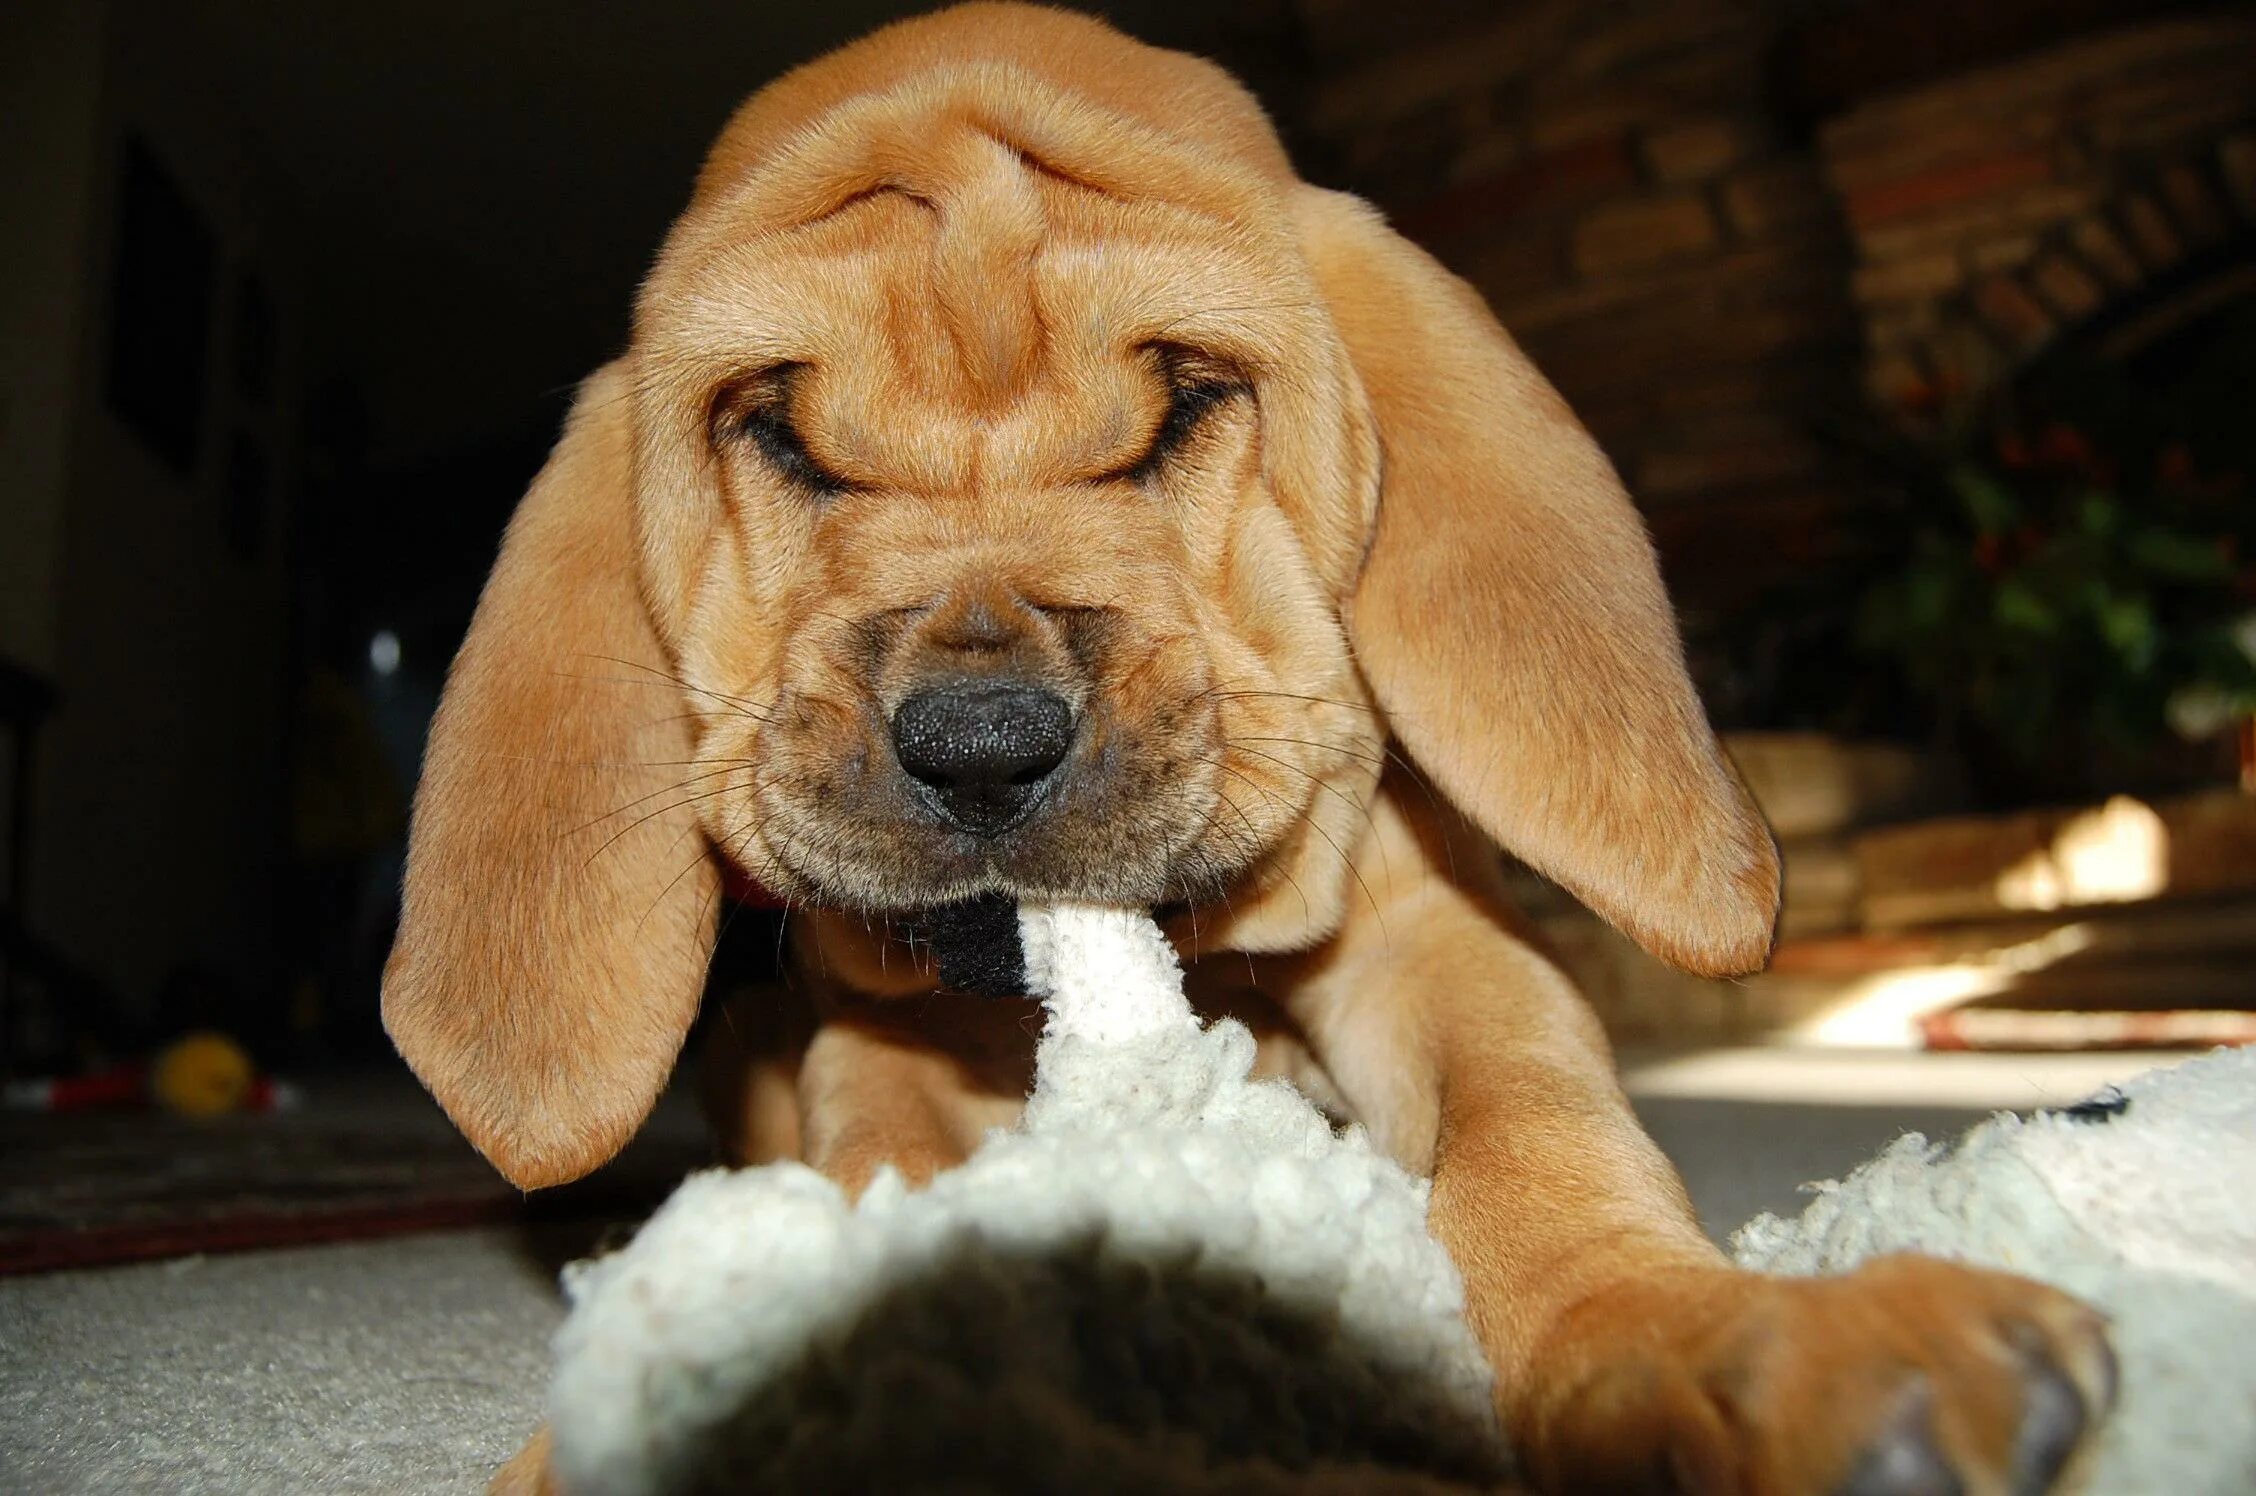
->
1294, 187, 1778, 977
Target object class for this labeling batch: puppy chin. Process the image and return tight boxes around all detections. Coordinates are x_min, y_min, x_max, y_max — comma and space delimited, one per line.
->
770, 839, 1182, 916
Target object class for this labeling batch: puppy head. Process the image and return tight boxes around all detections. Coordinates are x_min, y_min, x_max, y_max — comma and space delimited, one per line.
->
385, 5, 1775, 1188
626, 58, 1385, 935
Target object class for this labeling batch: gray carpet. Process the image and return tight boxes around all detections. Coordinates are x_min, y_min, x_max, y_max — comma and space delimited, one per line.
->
0, 1229, 559, 1494
0, 1050, 2169, 1494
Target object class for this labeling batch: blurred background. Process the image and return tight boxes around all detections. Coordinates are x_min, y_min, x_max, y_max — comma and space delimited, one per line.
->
3, 0, 2253, 1266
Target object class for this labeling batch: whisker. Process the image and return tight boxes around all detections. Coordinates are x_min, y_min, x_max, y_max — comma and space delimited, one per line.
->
1209, 746, 1379, 857
576, 780, 756, 869
1232, 733, 1388, 770
579, 653, 767, 709
1217, 754, 1383, 934
1209, 688, 1456, 830
553, 677, 778, 729
643, 708, 753, 729
571, 762, 757, 835
489, 753, 760, 770
640, 821, 729, 933
1207, 764, 1315, 923
1204, 687, 1381, 717
564, 654, 780, 721
1189, 784, 1283, 979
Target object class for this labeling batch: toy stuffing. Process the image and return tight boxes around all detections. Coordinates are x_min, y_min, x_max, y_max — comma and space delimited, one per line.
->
543, 903, 2256, 1496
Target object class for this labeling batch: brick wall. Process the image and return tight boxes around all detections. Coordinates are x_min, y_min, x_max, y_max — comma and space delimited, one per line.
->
1279, 4, 2256, 626
1822, 16, 2256, 412
1286, 0, 1864, 621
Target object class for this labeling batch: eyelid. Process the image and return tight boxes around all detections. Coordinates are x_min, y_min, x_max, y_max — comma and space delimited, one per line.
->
709, 364, 857, 497
1106, 344, 1247, 485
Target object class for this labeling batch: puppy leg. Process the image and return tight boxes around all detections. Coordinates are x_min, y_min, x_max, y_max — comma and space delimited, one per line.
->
1294, 824, 2111, 1494
698, 979, 813, 1167
482, 1011, 1012, 1494
489, 1425, 556, 1495
796, 1016, 1018, 1194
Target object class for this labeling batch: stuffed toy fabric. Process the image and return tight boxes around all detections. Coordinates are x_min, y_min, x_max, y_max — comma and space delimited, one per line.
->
545, 904, 2256, 1495
1734, 1044, 2256, 1495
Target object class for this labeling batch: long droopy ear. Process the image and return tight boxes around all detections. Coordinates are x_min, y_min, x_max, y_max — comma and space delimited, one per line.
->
1295, 188, 1778, 977
383, 363, 720, 1188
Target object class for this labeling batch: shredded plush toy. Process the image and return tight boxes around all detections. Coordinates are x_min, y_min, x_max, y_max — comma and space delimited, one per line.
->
1734, 1047, 2256, 1494
545, 905, 2256, 1495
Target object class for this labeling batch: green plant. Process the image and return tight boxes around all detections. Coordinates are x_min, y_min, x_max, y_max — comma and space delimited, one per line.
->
1713, 305, 2256, 804
1857, 419, 2256, 774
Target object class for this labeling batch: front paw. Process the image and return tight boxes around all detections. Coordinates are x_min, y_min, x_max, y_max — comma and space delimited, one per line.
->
1520, 1255, 2115, 1495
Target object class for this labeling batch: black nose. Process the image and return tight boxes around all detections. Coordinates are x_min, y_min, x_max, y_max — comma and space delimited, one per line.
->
890, 682, 1075, 834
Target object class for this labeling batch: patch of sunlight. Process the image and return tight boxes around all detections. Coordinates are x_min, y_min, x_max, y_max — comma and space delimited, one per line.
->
1995, 795, 2168, 912
1620, 1044, 2176, 1110
1787, 923, 2097, 1048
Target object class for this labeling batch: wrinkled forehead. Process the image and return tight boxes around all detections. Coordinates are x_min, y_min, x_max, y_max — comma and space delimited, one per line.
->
634, 88, 1310, 487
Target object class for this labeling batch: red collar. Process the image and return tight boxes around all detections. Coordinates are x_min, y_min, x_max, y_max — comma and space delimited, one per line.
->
724, 868, 788, 910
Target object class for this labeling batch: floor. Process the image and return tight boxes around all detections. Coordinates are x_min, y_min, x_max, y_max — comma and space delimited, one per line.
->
0, 1049, 2179, 1494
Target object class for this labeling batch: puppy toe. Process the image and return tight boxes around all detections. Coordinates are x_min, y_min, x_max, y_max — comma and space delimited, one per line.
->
1833, 1382, 1961, 1496
2002, 1317, 2109, 1496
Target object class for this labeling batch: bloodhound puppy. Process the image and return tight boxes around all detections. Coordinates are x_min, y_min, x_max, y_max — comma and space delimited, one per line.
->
385, 6, 2113, 1492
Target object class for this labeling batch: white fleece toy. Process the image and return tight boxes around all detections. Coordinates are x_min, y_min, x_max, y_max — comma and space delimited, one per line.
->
545, 904, 2256, 1495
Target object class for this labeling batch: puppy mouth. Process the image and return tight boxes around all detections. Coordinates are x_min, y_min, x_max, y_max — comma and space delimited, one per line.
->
732, 663, 1261, 916
749, 784, 1226, 917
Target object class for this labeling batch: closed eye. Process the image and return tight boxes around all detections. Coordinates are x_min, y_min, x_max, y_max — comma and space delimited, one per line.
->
1106, 345, 1246, 485
710, 364, 857, 497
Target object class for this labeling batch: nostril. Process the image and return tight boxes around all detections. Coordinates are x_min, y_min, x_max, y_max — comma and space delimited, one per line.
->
889, 683, 1075, 830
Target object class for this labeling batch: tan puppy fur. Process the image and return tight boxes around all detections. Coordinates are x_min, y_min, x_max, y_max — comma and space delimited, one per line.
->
386, 8, 2112, 1493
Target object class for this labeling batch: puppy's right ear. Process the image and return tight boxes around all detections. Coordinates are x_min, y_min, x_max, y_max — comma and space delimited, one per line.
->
383, 363, 720, 1189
